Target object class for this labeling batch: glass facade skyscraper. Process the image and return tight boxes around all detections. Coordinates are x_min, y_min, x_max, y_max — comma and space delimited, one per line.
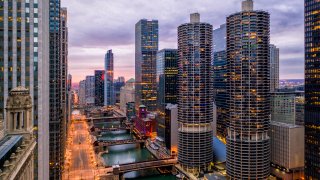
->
95, 70, 105, 106
104, 50, 114, 106
135, 19, 158, 112
60, 8, 68, 179
213, 24, 226, 53
177, 13, 213, 175
213, 24, 228, 141
156, 49, 178, 147
0, 0, 50, 179
305, 0, 320, 178
226, 0, 270, 178
270, 44, 279, 92
49, 0, 64, 179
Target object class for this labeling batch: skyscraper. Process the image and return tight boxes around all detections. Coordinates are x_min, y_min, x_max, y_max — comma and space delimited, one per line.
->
212, 24, 228, 141
271, 92, 296, 124
269, 122, 304, 179
104, 50, 114, 106
0, 1, 50, 179
156, 49, 178, 145
270, 44, 279, 92
79, 80, 86, 106
120, 78, 135, 113
60, 8, 68, 177
85, 75, 95, 106
305, 0, 320, 178
114, 77, 125, 104
49, 0, 63, 178
94, 70, 105, 106
135, 19, 159, 111
213, 24, 226, 52
226, 0, 270, 178
177, 13, 213, 175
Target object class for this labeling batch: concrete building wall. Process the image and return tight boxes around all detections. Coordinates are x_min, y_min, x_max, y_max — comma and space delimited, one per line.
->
38, 0, 50, 179
270, 121, 304, 169
120, 84, 135, 112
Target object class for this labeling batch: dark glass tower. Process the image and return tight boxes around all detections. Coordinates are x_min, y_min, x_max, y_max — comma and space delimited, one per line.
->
95, 70, 105, 106
49, 0, 63, 179
305, 0, 320, 178
212, 24, 228, 141
135, 19, 158, 111
156, 49, 178, 147
226, 0, 270, 179
177, 13, 213, 175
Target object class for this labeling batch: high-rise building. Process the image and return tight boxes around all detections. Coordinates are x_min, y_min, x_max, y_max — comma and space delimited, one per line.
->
271, 91, 305, 125
212, 24, 228, 141
126, 102, 136, 121
79, 80, 86, 106
0, 1, 50, 179
114, 77, 125, 104
226, 0, 270, 178
177, 13, 213, 175
116, 76, 125, 83
94, 70, 105, 106
60, 8, 68, 177
67, 74, 72, 92
156, 49, 178, 143
295, 93, 305, 126
135, 19, 159, 112
271, 92, 296, 124
165, 104, 178, 155
305, 0, 320, 177
85, 76, 95, 106
212, 24, 226, 53
269, 122, 304, 179
104, 50, 114, 106
120, 78, 135, 113
270, 44, 279, 92
49, 0, 64, 178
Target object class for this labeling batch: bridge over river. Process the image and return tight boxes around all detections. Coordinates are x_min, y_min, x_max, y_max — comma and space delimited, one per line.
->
95, 158, 177, 179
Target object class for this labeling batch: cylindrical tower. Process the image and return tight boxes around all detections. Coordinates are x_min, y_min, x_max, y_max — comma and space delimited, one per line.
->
177, 13, 213, 175
226, 0, 271, 179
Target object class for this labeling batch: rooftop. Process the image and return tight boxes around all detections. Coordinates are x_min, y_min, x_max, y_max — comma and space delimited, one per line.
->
270, 121, 304, 129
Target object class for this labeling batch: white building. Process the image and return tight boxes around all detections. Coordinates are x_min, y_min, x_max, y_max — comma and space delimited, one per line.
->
269, 121, 304, 179
120, 78, 135, 112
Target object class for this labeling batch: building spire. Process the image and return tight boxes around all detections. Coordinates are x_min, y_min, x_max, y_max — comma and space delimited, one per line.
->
242, 0, 254, 11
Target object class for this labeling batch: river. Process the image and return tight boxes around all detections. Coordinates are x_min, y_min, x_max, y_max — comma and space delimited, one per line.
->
97, 127, 176, 179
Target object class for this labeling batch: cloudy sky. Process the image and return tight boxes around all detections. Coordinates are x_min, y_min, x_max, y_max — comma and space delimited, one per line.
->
61, 0, 304, 84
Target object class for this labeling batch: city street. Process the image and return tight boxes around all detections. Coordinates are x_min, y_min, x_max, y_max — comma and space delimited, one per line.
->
63, 113, 97, 180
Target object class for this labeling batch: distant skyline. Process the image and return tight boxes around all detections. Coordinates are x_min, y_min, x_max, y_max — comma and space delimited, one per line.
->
62, 0, 304, 83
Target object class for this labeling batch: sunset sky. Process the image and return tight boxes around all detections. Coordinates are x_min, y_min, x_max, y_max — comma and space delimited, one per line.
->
62, 0, 304, 84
